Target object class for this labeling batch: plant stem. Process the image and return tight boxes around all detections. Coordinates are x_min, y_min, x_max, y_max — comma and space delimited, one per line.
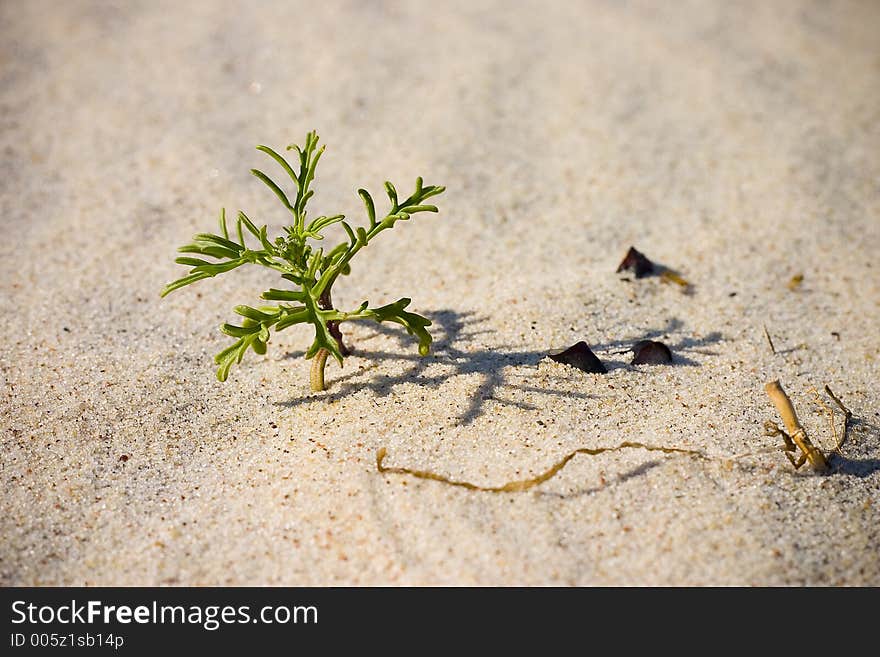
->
310, 348, 329, 391
309, 287, 349, 392
318, 288, 349, 356
764, 379, 828, 471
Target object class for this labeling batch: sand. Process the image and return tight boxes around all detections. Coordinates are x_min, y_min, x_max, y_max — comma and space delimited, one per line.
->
1, 0, 878, 586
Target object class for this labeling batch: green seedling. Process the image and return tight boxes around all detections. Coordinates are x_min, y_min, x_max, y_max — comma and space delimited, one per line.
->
161, 131, 445, 391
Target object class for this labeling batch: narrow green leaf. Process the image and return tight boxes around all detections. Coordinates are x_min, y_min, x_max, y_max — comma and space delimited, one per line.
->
216, 359, 234, 382
368, 297, 432, 356
215, 339, 244, 364
177, 243, 240, 260
221, 323, 261, 338
341, 221, 356, 246
418, 185, 445, 201
256, 145, 299, 188
194, 233, 242, 252
219, 208, 229, 240
326, 242, 348, 260
174, 256, 213, 267
215, 337, 248, 381
307, 214, 345, 234
160, 272, 211, 297
251, 168, 293, 210
305, 325, 343, 365
261, 288, 307, 302
358, 188, 376, 227
306, 248, 323, 280
191, 259, 245, 276
236, 215, 245, 247
301, 290, 343, 365
401, 204, 438, 214
384, 181, 398, 209
238, 211, 261, 239
258, 225, 274, 252
275, 309, 310, 330
234, 305, 278, 322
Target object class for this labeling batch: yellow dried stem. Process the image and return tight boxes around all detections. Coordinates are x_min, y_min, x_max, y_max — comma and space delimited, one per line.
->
809, 387, 841, 455
764, 379, 828, 471
377, 442, 708, 493
659, 269, 690, 288
762, 324, 776, 354
824, 385, 853, 452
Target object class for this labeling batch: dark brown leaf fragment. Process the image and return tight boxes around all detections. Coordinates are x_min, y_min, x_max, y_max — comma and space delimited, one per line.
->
616, 246, 655, 278
548, 341, 607, 373
631, 340, 673, 365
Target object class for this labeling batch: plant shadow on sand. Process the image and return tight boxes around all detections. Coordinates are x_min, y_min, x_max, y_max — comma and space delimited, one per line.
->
828, 418, 880, 477
536, 459, 666, 500
276, 310, 722, 425
591, 317, 723, 370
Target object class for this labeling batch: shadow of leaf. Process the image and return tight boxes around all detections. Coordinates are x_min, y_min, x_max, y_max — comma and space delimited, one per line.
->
276, 311, 720, 424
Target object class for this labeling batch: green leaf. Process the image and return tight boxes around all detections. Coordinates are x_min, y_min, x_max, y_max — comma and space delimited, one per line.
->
251, 168, 293, 211
191, 259, 245, 276
306, 248, 323, 280
340, 221, 356, 246
214, 337, 249, 381
256, 145, 299, 187
237, 211, 261, 239
258, 225, 274, 252
384, 181, 398, 209
306, 214, 345, 234
418, 184, 446, 201
160, 272, 211, 297
326, 242, 349, 261
219, 208, 229, 240
174, 256, 214, 267
368, 298, 433, 356
358, 188, 376, 227
400, 204, 438, 214
275, 309, 310, 330
288, 131, 324, 221
194, 233, 243, 253
177, 243, 240, 260
261, 288, 307, 302
220, 323, 261, 338
234, 305, 278, 322
302, 291, 343, 365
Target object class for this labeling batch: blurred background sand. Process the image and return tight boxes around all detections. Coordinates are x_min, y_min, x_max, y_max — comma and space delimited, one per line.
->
1, 0, 878, 585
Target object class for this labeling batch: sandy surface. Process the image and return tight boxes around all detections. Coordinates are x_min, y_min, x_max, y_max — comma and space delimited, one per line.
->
2, 0, 879, 585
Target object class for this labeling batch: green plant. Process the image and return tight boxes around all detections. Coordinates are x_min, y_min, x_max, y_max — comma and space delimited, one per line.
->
161, 131, 445, 391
